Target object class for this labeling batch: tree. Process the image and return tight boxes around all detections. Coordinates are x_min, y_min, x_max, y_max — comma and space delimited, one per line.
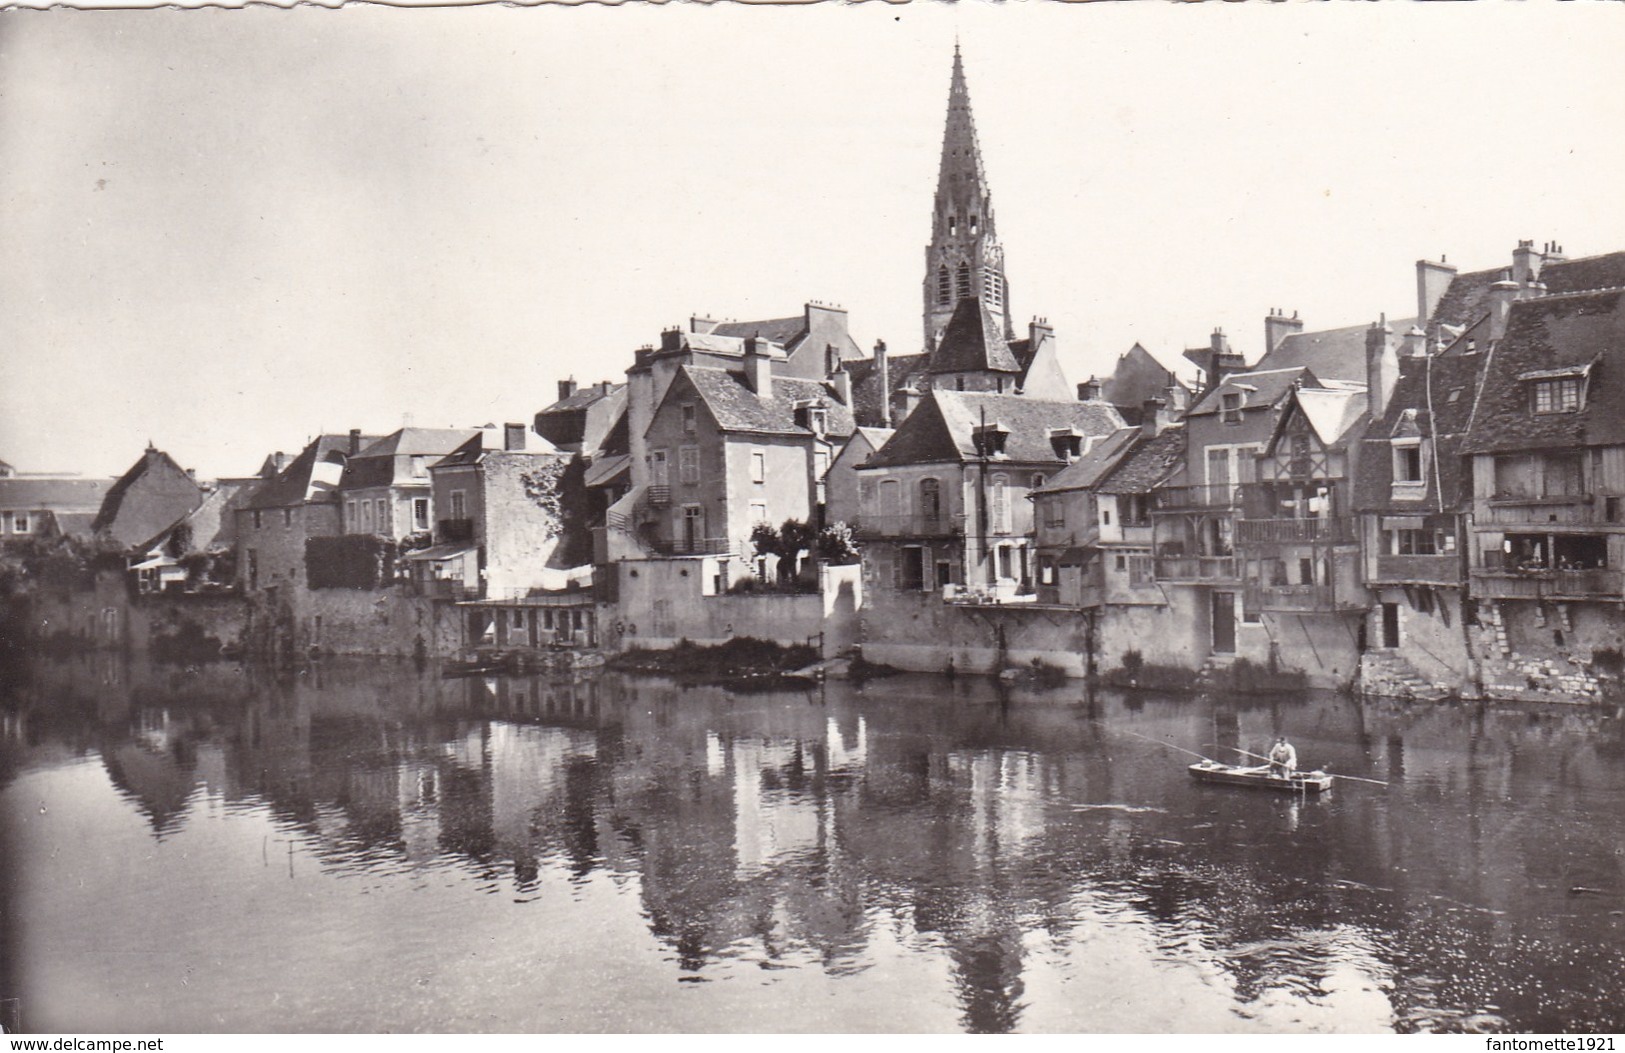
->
814, 522, 860, 565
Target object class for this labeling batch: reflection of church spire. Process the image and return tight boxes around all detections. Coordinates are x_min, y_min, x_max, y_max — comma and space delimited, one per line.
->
923, 46, 1012, 353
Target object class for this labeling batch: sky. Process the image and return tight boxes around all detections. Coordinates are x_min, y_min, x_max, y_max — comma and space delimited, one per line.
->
3, 5, 1624, 480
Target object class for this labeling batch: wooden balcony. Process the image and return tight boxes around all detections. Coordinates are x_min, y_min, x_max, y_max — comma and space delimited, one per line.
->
1154, 555, 1240, 583
1244, 582, 1367, 613
1236, 516, 1355, 545
648, 535, 736, 557
1471, 567, 1625, 601
853, 512, 966, 539
1371, 553, 1461, 585
1152, 484, 1237, 512
1478, 493, 1621, 528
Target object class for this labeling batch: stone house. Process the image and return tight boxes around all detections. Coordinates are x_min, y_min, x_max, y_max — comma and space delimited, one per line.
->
0, 474, 109, 546
92, 444, 204, 550
825, 427, 894, 529
336, 426, 483, 540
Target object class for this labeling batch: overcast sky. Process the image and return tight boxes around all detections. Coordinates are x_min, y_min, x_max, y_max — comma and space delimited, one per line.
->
3, 5, 1624, 480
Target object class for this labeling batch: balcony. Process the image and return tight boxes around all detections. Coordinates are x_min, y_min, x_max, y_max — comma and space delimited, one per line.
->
647, 535, 736, 557
1154, 555, 1240, 583
1153, 484, 1237, 511
1371, 553, 1462, 585
1480, 492, 1621, 529
1471, 567, 1625, 601
647, 485, 672, 508
854, 512, 967, 539
416, 578, 482, 601
1244, 582, 1366, 613
1236, 516, 1355, 545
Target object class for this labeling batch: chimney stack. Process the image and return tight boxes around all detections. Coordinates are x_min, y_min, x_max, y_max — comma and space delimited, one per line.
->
1366, 317, 1396, 420
1140, 397, 1167, 438
349, 429, 362, 455
1264, 309, 1304, 355
1028, 317, 1055, 348
1488, 276, 1520, 342
660, 327, 683, 353
558, 378, 578, 403
744, 336, 773, 398
830, 364, 853, 408
825, 343, 841, 377
897, 385, 923, 421
874, 340, 891, 427
1512, 240, 1542, 286
272, 452, 286, 475
504, 423, 527, 452
1401, 325, 1428, 358
1077, 378, 1104, 401
1416, 258, 1458, 325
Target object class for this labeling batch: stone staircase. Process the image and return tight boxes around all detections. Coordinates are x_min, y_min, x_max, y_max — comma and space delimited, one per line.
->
1359, 650, 1451, 702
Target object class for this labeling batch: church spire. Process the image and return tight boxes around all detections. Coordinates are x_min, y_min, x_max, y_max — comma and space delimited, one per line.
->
922, 46, 1011, 353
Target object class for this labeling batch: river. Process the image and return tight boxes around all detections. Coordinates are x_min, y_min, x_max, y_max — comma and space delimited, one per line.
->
2, 655, 1623, 1033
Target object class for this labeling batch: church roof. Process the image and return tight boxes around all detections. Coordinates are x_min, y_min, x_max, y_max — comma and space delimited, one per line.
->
929, 297, 1020, 375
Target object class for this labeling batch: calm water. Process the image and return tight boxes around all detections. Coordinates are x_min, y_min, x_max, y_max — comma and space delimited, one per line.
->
3, 656, 1624, 1034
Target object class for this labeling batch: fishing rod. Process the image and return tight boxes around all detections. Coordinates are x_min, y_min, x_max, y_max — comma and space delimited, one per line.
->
1096, 721, 1215, 763
1216, 744, 1390, 786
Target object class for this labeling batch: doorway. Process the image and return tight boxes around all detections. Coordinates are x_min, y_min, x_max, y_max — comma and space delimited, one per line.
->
1381, 602, 1401, 649
1212, 591, 1236, 654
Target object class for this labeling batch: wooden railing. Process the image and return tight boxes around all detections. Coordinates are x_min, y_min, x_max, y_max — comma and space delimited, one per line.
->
1371, 553, 1461, 584
853, 513, 967, 539
1471, 567, 1624, 600
1236, 516, 1355, 545
1153, 555, 1240, 582
1152, 484, 1237, 511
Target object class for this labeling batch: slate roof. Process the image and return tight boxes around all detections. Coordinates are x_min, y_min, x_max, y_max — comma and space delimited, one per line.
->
864, 390, 1125, 469
1255, 319, 1417, 384
431, 432, 561, 471
847, 352, 927, 427
1352, 352, 1487, 512
0, 476, 111, 511
1100, 343, 1185, 414
708, 316, 806, 347
929, 297, 1020, 374
538, 382, 624, 416
678, 367, 856, 439
245, 435, 376, 509
1459, 288, 1625, 455
1032, 428, 1140, 495
92, 447, 202, 538
1099, 425, 1187, 495
340, 428, 481, 489
1186, 367, 1317, 417
137, 479, 258, 555
1431, 251, 1625, 329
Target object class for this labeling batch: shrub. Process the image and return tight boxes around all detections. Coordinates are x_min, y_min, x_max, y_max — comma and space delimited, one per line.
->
305, 534, 399, 590
1121, 649, 1144, 677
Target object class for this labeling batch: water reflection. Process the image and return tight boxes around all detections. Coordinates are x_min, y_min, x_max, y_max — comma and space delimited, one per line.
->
3, 656, 1625, 1033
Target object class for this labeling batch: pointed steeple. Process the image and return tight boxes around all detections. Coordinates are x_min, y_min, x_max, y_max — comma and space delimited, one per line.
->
922, 46, 1011, 355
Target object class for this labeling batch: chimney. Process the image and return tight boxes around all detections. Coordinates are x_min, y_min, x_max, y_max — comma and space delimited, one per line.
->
1366, 316, 1396, 420
825, 343, 841, 377
557, 377, 578, 403
1163, 373, 1190, 414
896, 385, 922, 421
1402, 325, 1428, 358
1416, 258, 1457, 325
744, 336, 773, 398
1028, 317, 1055, 347
874, 340, 891, 427
1211, 327, 1230, 356
504, 423, 527, 451
830, 365, 853, 408
349, 429, 362, 455
1140, 397, 1167, 438
1264, 309, 1303, 354
599, 380, 613, 396
1542, 240, 1568, 267
1512, 239, 1542, 286
660, 327, 683, 353
1488, 276, 1519, 342
273, 451, 286, 474
185, 467, 197, 480
1077, 378, 1104, 401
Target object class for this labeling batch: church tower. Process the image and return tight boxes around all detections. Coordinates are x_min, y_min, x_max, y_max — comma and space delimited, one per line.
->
922, 45, 1012, 353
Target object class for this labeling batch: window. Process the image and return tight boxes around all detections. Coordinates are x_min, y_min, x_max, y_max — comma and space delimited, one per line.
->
1044, 499, 1065, 529
1493, 454, 1536, 498
814, 448, 829, 480
984, 267, 1002, 308
878, 478, 901, 518
1533, 378, 1581, 414
246, 549, 258, 591
682, 403, 697, 434
253, 510, 263, 530
1038, 557, 1056, 586
1389, 529, 1438, 556
650, 450, 669, 486
1393, 441, 1424, 484
969, 214, 979, 234
378, 499, 391, 533
12, 512, 27, 533
411, 456, 428, 478
361, 502, 373, 531
937, 266, 951, 305
1122, 494, 1151, 527
279, 507, 291, 527
750, 501, 769, 524
948, 215, 957, 236
750, 450, 766, 484
679, 447, 700, 484
1221, 392, 1243, 425
450, 490, 467, 520
1102, 508, 1112, 526
1031, 473, 1046, 491
901, 547, 925, 590
991, 475, 1010, 533
344, 501, 355, 529
919, 478, 941, 522
1544, 451, 1585, 497
956, 262, 971, 300
413, 498, 430, 531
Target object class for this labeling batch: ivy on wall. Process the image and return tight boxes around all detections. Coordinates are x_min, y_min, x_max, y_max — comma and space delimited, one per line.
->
305, 535, 400, 590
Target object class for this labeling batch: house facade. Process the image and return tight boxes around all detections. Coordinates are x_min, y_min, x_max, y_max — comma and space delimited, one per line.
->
337, 427, 483, 541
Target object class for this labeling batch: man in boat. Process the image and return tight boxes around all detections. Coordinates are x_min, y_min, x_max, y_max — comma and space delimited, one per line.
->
1268, 735, 1298, 778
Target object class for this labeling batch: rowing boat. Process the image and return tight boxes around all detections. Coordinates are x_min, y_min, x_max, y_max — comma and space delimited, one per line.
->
1188, 760, 1333, 792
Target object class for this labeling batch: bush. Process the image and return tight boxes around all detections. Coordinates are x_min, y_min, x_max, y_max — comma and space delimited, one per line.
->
305, 534, 400, 590
1121, 649, 1144, 677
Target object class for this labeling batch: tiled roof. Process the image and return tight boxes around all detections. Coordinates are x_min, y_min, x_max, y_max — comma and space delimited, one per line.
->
864, 390, 1124, 469
680, 367, 856, 439
1032, 428, 1140, 495
1256, 320, 1416, 384
1099, 425, 1187, 494
1352, 352, 1487, 511
708, 316, 806, 347
1187, 367, 1316, 417
929, 297, 1020, 374
1431, 252, 1625, 329
245, 435, 374, 509
0, 477, 110, 511
1459, 288, 1625, 455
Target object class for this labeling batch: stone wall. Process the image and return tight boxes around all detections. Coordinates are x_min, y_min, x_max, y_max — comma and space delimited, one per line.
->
1468, 598, 1625, 704
25, 572, 249, 658
243, 584, 464, 660
858, 586, 1093, 676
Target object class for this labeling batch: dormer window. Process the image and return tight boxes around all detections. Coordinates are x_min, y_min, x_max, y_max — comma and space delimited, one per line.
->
972, 422, 1010, 458
1391, 438, 1425, 488
1049, 428, 1083, 460
1533, 378, 1581, 414
1220, 391, 1243, 425
793, 400, 828, 437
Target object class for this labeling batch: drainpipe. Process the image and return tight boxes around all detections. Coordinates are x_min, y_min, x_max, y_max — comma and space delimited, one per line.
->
978, 404, 990, 587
